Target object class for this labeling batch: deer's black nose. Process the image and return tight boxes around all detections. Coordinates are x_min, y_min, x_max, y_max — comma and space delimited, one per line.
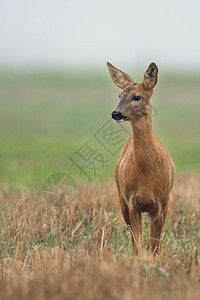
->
111, 111, 126, 120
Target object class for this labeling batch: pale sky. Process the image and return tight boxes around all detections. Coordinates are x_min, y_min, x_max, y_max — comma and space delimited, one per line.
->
1, 0, 200, 70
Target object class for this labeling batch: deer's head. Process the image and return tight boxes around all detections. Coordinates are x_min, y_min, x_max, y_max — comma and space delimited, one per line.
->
107, 62, 158, 122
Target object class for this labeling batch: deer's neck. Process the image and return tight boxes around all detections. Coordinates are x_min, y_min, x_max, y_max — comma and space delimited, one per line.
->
131, 112, 157, 174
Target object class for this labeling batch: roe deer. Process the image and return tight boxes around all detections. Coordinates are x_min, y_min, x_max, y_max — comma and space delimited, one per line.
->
107, 62, 175, 254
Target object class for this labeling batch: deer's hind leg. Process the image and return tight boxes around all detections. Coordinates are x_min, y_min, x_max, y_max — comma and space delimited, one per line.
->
149, 214, 163, 254
149, 201, 168, 254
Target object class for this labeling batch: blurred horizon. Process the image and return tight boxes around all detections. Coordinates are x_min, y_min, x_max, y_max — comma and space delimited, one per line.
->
1, 0, 200, 71
0, 1, 200, 189
0, 69, 200, 190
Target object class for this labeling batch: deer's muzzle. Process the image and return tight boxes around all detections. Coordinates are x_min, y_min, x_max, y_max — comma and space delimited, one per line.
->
111, 111, 126, 121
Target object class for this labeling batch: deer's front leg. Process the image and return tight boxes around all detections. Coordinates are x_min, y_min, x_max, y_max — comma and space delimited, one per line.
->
118, 193, 130, 226
129, 206, 142, 254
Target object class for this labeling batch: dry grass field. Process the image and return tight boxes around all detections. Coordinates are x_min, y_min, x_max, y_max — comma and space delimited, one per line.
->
0, 70, 200, 299
0, 172, 200, 300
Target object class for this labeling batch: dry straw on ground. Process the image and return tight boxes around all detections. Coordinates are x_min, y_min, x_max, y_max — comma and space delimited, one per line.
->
0, 173, 200, 299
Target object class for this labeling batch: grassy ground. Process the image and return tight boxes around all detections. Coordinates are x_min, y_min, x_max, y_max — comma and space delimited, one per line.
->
0, 69, 200, 299
0, 173, 200, 299
0, 70, 200, 189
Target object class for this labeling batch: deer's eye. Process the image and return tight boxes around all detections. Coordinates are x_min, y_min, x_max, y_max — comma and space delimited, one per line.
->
132, 95, 141, 101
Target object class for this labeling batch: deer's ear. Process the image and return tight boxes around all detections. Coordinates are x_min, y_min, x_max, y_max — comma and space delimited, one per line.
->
142, 63, 158, 90
107, 62, 134, 89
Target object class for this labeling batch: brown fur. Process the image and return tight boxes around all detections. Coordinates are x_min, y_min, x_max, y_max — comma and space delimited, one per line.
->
107, 62, 175, 254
